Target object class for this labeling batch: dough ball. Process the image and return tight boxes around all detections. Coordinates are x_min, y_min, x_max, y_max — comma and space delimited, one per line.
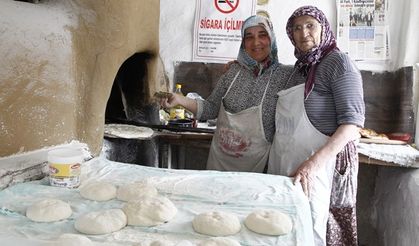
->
79, 181, 117, 201
192, 211, 241, 236
75, 209, 127, 235
244, 209, 292, 236
26, 198, 72, 222
198, 237, 241, 246
54, 233, 92, 246
117, 182, 158, 202
122, 195, 177, 226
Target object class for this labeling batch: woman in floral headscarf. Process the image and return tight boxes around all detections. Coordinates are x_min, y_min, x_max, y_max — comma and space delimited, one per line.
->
268, 6, 365, 246
161, 15, 291, 172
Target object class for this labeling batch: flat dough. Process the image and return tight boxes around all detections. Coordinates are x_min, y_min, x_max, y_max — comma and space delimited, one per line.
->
26, 198, 72, 222
104, 124, 154, 139
75, 209, 127, 235
198, 237, 241, 246
54, 233, 92, 246
122, 195, 177, 226
244, 209, 292, 236
192, 211, 241, 236
79, 181, 117, 201
117, 182, 158, 202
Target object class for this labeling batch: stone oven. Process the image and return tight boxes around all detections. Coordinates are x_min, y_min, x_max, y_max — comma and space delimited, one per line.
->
0, 0, 168, 159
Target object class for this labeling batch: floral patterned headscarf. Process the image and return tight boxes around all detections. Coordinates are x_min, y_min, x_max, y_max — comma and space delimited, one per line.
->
286, 6, 338, 99
237, 15, 278, 76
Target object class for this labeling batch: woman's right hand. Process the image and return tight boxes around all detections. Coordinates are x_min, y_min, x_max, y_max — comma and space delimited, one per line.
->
223, 60, 238, 72
158, 92, 198, 115
159, 93, 182, 109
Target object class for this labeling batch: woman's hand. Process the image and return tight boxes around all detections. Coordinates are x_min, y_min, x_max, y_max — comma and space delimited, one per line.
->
292, 157, 323, 197
158, 93, 198, 115
159, 93, 182, 109
293, 124, 360, 197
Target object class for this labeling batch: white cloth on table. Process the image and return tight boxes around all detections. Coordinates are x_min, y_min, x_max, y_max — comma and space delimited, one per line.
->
357, 143, 419, 167
0, 155, 314, 246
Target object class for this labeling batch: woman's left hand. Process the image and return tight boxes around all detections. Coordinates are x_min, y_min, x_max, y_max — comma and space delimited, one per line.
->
293, 125, 360, 197
292, 156, 324, 198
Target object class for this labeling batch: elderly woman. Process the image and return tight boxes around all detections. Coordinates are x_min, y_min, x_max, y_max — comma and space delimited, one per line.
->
268, 6, 365, 246
161, 15, 291, 172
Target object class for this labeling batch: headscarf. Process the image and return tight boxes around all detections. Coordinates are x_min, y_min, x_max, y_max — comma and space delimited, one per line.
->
237, 15, 278, 76
286, 6, 339, 99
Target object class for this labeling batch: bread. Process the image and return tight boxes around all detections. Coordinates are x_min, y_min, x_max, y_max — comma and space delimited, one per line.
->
359, 128, 389, 140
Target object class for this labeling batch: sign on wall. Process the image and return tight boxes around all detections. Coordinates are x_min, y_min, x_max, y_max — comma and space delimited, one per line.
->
336, 0, 390, 60
193, 0, 257, 63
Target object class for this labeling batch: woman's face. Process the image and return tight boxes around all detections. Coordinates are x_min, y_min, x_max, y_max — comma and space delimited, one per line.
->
243, 26, 271, 62
292, 15, 322, 53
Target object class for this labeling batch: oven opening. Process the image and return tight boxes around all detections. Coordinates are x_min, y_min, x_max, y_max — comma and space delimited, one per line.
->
105, 52, 159, 125
103, 52, 160, 167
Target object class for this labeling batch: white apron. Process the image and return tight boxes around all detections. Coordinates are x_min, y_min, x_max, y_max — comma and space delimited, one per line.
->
268, 83, 335, 246
207, 71, 271, 172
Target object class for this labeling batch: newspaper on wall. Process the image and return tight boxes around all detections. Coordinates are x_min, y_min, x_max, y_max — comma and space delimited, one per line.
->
192, 0, 257, 63
337, 0, 389, 60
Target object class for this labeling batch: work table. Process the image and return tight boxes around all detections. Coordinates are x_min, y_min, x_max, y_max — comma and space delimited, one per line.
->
104, 120, 419, 170
156, 128, 419, 169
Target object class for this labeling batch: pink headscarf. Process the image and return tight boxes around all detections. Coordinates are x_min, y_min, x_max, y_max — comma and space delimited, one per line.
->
286, 6, 339, 99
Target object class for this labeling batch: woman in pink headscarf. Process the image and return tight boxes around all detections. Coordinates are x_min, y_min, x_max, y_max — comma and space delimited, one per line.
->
268, 6, 365, 246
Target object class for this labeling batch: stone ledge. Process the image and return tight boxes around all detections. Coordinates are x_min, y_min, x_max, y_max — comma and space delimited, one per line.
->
0, 162, 48, 190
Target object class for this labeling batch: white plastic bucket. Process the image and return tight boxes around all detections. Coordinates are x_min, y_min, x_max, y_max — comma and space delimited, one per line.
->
47, 148, 83, 188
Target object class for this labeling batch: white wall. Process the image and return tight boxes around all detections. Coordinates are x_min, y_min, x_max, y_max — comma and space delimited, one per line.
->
159, 0, 335, 84
160, 0, 419, 84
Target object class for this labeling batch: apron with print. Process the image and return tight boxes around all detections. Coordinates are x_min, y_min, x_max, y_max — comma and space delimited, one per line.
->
207, 71, 272, 172
268, 83, 335, 246
326, 140, 359, 246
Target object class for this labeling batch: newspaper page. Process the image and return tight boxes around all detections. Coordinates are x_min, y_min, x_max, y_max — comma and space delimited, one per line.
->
337, 0, 389, 61
193, 0, 256, 63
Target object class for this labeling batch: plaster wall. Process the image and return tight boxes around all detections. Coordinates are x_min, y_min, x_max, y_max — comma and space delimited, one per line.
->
159, 0, 419, 85
0, 0, 162, 157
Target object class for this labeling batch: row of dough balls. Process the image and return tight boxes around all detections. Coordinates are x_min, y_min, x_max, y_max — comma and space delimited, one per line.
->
26, 181, 292, 242
26, 198, 292, 237
80, 181, 157, 202
25, 199, 241, 245
26, 181, 177, 231
79, 181, 293, 237
192, 210, 292, 237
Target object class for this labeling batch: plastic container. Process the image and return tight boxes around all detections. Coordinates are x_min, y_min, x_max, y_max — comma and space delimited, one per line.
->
47, 148, 83, 188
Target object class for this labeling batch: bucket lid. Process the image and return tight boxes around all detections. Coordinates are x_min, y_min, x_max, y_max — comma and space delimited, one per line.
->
48, 148, 84, 164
